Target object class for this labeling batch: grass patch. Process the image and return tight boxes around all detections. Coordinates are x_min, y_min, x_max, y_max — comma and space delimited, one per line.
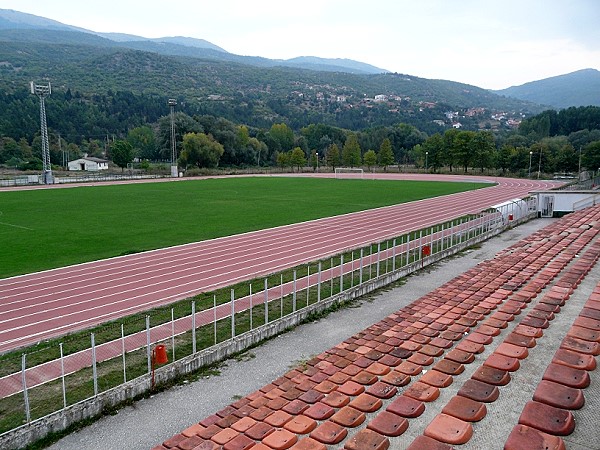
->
0, 177, 490, 278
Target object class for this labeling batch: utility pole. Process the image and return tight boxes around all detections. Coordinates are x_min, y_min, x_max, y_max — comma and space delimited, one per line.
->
58, 133, 65, 169
30, 81, 53, 184
168, 99, 178, 177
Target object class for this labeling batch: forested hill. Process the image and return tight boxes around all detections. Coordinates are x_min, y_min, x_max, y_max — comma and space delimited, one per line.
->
0, 28, 542, 140
494, 69, 600, 109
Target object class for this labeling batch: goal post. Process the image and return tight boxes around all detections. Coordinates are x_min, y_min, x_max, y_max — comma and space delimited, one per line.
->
334, 167, 364, 179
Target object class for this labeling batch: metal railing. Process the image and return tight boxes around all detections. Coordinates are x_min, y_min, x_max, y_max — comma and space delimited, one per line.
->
0, 173, 163, 187
0, 203, 535, 447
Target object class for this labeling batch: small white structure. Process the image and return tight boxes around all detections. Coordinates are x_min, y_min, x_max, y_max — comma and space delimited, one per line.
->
531, 190, 600, 217
68, 157, 109, 171
491, 197, 536, 224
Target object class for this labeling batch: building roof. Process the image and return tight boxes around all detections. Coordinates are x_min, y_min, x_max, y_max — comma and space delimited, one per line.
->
69, 157, 109, 163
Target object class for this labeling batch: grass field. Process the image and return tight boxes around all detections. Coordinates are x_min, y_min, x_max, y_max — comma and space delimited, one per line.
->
0, 176, 491, 278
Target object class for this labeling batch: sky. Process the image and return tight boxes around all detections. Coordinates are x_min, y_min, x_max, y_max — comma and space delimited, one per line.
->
0, 0, 598, 90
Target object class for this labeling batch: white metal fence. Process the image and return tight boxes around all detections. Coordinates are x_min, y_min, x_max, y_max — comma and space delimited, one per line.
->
0, 201, 536, 445
0, 173, 162, 187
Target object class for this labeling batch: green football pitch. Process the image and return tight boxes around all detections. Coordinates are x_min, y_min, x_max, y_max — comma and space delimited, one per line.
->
0, 177, 491, 278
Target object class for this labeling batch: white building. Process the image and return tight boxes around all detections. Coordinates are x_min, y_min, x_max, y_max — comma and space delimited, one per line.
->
68, 157, 109, 171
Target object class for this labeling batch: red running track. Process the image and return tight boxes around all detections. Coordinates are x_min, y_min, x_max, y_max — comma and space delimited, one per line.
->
0, 174, 560, 353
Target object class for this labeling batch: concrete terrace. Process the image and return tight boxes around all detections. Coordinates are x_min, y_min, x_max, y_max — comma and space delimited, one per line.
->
149, 205, 600, 450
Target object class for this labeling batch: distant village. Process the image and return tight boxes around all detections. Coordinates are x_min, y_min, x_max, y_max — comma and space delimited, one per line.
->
212, 82, 526, 132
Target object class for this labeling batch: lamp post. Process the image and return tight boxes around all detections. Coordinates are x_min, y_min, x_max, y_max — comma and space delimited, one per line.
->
316, 152, 319, 172
30, 81, 53, 184
578, 146, 582, 180
425, 151, 428, 172
168, 99, 177, 177
537, 147, 542, 179
528, 151, 533, 178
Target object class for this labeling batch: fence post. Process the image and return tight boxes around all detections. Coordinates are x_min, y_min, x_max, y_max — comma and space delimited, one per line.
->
231, 289, 235, 338
430, 226, 434, 253
192, 301, 197, 354
330, 257, 334, 297
376, 242, 381, 277
146, 316, 151, 373
441, 224, 445, 251
385, 241, 389, 273
350, 252, 354, 288
91, 333, 98, 396
406, 234, 410, 264
121, 324, 127, 383
468, 216, 472, 239
306, 265, 310, 306
479, 213, 484, 236
264, 278, 269, 324
293, 270, 297, 311
249, 284, 253, 330
340, 254, 344, 293
359, 248, 364, 284
21, 353, 30, 423
317, 262, 322, 302
280, 274, 284, 318
171, 308, 175, 361
392, 239, 396, 271
467, 217, 472, 241
60, 342, 67, 408
214, 295, 217, 345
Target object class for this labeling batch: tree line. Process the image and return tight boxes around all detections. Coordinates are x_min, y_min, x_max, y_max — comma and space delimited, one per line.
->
1, 96, 599, 176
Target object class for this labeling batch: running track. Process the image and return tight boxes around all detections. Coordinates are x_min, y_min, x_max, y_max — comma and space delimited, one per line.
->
0, 174, 560, 353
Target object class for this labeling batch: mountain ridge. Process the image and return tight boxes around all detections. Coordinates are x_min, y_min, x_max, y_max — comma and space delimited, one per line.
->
493, 69, 600, 108
0, 8, 386, 75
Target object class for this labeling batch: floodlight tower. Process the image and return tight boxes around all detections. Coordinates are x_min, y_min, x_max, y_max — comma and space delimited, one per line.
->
31, 81, 53, 184
168, 99, 178, 177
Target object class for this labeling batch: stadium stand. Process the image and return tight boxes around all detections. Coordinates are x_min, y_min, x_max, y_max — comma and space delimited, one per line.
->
152, 204, 600, 450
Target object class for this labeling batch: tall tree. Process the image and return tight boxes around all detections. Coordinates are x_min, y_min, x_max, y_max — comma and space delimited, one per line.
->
496, 144, 515, 174
363, 150, 377, 171
471, 131, 496, 173
0, 137, 20, 163
422, 133, 444, 172
127, 126, 157, 160
275, 151, 289, 171
179, 132, 224, 169
453, 130, 476, 172
442, 128, 460, 172
110, 140, 134, 171
156, 112, 201, 161
269, 123, 295, 152
326, 143, 341, 170
342, 134, 362, 167
581, 141, 600, 172
290, 147, 307, 172
378, 138, 395, 171
389, 123, 427, 163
